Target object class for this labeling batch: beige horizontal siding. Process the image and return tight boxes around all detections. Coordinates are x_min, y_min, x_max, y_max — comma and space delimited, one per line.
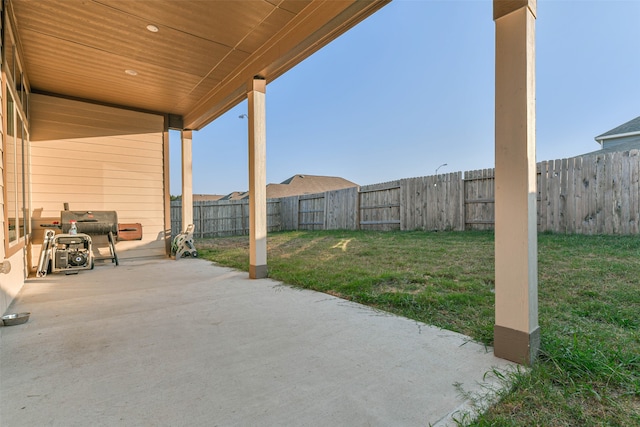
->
30, 161, 163, 175
31, 126, 164, 143
32, 184, 163, 197
31, 96, 163, 140
29, 145, 163, 165
30, 173, 163, 188
29, 94, 167, 267
29, 139, 163, 160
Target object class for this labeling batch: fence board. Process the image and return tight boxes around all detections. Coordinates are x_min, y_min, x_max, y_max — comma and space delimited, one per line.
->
620, 151, 631, 234
630, 150, 640, 234
456, 171, 465, 230
611, 152, 621, 234
595, 154, 605, 233
559, 158, 569, 232
611, 153, 619, 234
543, 160, 552, 231
427, 175, 437, 229
572, 157, 581, 233
485, 169, 496, 230
550, 160, 558, 232
584, 155, 596, 233
544, 160, 555, 231
480, 169, 491, 230
604, 153, 614, 234
582, 155, 595, 234
566, 157, 577, 233
538, 161, 547, 231
547, 160, 556, 231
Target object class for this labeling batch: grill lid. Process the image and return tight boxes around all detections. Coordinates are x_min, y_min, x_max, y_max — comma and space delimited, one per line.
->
60, 211, 118, 235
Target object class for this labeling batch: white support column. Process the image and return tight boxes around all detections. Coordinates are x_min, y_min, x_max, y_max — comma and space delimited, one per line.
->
181, 130, 194, 232
162, 120, 172, 255
247, 77, 267, 279
493, 0, 539, 364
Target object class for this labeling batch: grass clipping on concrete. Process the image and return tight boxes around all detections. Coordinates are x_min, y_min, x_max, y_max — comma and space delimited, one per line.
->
197, 230, 639, 426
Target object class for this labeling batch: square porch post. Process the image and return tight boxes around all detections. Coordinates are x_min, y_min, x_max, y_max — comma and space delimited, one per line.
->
493, 0, 540, 364
247, 77, 268, 279
181, 130, 194, 232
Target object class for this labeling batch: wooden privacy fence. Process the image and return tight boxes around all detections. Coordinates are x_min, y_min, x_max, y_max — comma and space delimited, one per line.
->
400, 173, 465, 231
538, 150, 639, 234
359, 182, 401, 230
279, 187, 359, 231
171, 199, 281, 238
171, 149, 640, 237
462, 150, 640, 234
464, 169, 496, 231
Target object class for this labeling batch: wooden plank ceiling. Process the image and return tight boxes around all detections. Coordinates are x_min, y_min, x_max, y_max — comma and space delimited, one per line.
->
10, 0, 388, 130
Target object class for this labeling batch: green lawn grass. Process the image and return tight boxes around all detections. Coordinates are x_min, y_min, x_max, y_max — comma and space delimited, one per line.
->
196, 230, 640, 426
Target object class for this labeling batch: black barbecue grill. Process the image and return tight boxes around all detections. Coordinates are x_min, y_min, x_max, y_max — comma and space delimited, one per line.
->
60, 211, 119, 265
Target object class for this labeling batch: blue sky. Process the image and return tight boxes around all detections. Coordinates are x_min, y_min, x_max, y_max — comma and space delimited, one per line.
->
170, 0, 640, 196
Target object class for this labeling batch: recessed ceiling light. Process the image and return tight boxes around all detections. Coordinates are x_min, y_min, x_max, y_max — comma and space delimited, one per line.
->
146, 24, 159, 33
125, 69, 138, 76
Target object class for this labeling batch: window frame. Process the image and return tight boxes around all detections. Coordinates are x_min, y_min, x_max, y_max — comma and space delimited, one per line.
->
2, 12, 31, 258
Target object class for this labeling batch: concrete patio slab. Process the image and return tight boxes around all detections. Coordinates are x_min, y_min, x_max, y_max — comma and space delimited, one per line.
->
1, 258, 515, 426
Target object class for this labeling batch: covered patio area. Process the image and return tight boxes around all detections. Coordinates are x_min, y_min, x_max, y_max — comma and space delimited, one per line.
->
1, 259, 513, 426
0, 0, 541, 365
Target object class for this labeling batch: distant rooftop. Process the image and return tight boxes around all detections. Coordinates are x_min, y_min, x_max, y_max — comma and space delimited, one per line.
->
266, 174, 358, 199
595, 115, 640, 142
217, 191, 249, 201
215, 174, 359, 201
581, 139, 640, 156
193, 194, 225, 202
579, 115, 640, 156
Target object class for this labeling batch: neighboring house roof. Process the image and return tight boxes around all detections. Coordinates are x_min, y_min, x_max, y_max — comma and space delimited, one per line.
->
578, 115, 640, 157
193, 194, 225, 202
581, 139, 640, 157
212, 175, 358, 201
266, 174, 358, 198
218, 191, 249, 201
594, 115, 640, 143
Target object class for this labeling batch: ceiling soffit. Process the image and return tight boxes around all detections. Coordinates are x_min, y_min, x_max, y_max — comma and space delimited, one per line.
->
9, 0, 389, 130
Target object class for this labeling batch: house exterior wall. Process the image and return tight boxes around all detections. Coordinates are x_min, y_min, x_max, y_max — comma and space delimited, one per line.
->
28, 94, 168, 271
0, 30, 7, 315
0, 36, 4, 314
1, 2, 32, 315
602, 134, 640, 150
0, 250, 27, 314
